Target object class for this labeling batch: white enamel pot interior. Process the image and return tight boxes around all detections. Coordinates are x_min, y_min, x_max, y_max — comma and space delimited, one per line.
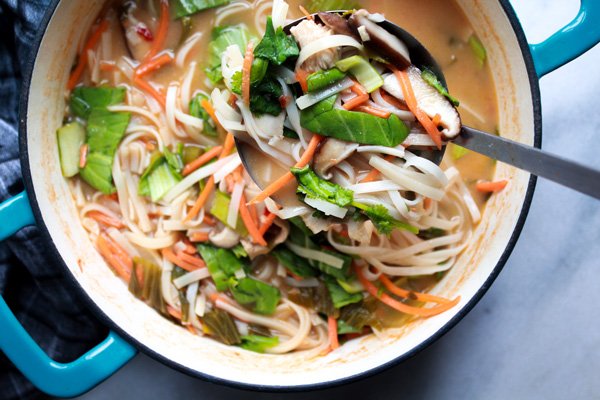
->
19, 0, 539, 390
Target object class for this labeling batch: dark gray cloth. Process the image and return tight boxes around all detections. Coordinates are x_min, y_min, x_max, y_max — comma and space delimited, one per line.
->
0, 1, 107, 399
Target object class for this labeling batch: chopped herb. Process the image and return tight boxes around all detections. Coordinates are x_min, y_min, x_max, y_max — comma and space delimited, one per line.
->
300, 95, 409, 147
231, 244, 248, 259
202, 309, 241, 345
468, 34, 487, 66
291, 165, 354, 207
174, 0, 230, 18
419, 227, 446, 240
240, 335, 279, 353
253, 17, 299, 65
356, 203, 419, 235
421, 69, 460, 107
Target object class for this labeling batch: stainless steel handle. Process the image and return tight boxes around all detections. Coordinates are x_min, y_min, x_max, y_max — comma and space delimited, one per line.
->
454, 126, 600, 199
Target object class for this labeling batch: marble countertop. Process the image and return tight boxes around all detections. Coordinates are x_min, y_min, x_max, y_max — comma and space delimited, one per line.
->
80, 1, 600, 398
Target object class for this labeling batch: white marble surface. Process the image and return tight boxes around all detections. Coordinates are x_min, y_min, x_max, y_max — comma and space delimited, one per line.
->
79, 1, 600, 398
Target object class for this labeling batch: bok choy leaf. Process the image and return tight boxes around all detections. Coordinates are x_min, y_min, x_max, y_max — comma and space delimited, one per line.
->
174, 0, 230, 18
240, 335, 279, 353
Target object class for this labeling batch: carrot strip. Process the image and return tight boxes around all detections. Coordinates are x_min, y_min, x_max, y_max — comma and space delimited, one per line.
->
391, 66, 442, 149
167, 305, 182, 320
177, 251, 206, 268
200, 99, 223, 131
133, 77, 166, 108
475, 180, 508, 193
296, 69, 309, 93
432, 113, 441, 127
87, 210, 124, 228
258, 212, 278, 236
343, 94, 369, 111
423, 197, 432, 209
162, 248, 201, 272
355, 105, 391, 119
381, 90, 408, 110
79, 144, 88, 168
350, 82, 367, 96
144, 0, 170, 62
67, 19, 109, 90
182, 145, 223, 176
248, 202, 259, 227
298, 5, 313, 20
136, 53, 173, 78
239, 194, 267, 246
354, 265, 460, 317
360, 154, 395, 183
378, 275, 454, 304
242, 41, 255, 106
248, 134, 323, 204
184, 134, 235, 222
328, 316, 339, 350
97, 233, 132, 281
186, 325, 197, 334
189, 232, 210, 242
182, 240, 197, 254
99, 61, 116, 72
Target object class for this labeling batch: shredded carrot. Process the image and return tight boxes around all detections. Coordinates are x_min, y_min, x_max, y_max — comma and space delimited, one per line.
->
242, 41, 255, 106
475, 180, 508, 193
199, 99, 223, 131
176, 251, 206, 268
378, 275, 454, 304
79, 144, 88, 169
296, 68, 309, 93
162, 247, 201, 272
182, 145, 223, 176
343, 94, 369, 110
181, 240, 197, 254
355, 105, 391, 119
381, 90, 408, 110
99, 61, 116, 72
97, 233, 132, 281
248, 202, 259, 227
423, 197, 432, 209
133, 77, 166, 108
248, 134, 323, 204
184, 134, 235, 222
328, 316, 339, 350
136, 53, 173, 78
186, 325, 197, 335
67, 19, 109, 90
258, 212, 278, 236
391, 66, 442, 149
298, 5, 313, 19
239, 194, 267, 246
360, 154, 395, 183
106, 193, 119, 202
350, 82, 368, 96
189, 232, 210, 242
144, 0, 170, 62
203, 214, 217, 226
354, 265, 460, 317
87, 210, 124, 228
167, 305, 182, 320
432, 113, 442, 127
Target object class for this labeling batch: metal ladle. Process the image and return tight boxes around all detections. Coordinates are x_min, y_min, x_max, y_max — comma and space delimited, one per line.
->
235, 12, 600, 200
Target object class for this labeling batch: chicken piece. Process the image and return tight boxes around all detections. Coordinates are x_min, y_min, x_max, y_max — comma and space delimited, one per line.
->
314, 138, 358, 178
382, 66, 461, 139
290, 19, 340, 72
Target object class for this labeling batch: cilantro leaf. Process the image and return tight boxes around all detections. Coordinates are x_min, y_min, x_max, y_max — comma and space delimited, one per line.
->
253, 17, 299, 65
291, 165, 354, 207
361, 204, 419, 235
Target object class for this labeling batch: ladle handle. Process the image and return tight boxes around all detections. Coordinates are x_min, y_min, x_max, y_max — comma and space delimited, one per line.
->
529, 0, 600, 77
455, 127, 600, 200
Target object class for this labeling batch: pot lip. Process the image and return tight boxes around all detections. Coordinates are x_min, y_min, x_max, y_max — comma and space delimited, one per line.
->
18, 0, 541, 392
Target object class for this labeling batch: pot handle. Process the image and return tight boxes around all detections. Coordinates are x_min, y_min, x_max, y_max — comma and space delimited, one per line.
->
0, 191, 137, 398
529, 0, 600, 77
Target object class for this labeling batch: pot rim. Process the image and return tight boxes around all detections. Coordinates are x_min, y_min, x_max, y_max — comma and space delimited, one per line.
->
17, 0, 541, 392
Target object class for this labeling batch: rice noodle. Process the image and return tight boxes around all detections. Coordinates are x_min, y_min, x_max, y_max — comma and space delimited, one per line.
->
176, 33, 202, 68
286, 242, 344, 269
228, 183, 244, 228
295, 35, 364, 70
303, 197, 348, 219
173, 268, 211, 289
125, 231, 177, 249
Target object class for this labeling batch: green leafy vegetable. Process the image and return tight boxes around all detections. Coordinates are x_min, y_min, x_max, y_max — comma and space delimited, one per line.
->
231, 244, 248, 259
306, 0, 359, 12
307, 68, 347, 92
203, 309, 241, 345
418, 227, 446, 240
421, 69, 460, 106
240, 335, 279, 353
339, 299, 381, 331
287, 284, 337, 317
138, 159, 181, 202
323, 275, 362, 309
197, 244, 246, 291
336, 276, 363, 294
129, 257, 167, 316
70, 86, 126, 119
205, 25, 251, 84
230, 59, 269, 94
210, 190, 248, 235
288, 216, 313, 236
86, 109, 131, 157
468, 34, 487, 66
229, 277, 281, 315
174, 0, 230, 18
57, 122, 86, 178
272, 246, 318, 278
337, 319, 361, 334
335, 56, 383, 93
283, 127, 299, 139
79, 152, 116, 194
253, 17, 299, 65
182, 145, 204, 164
291, 165, 354, 207
300, 95, 409, 147
355, 203, 419, 235
189, 94, 218, 137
